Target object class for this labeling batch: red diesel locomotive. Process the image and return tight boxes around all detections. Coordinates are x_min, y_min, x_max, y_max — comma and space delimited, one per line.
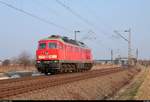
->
36, 35, 93, 75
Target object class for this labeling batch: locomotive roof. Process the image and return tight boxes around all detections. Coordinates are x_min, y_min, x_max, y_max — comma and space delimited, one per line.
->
41, 35, 88, 48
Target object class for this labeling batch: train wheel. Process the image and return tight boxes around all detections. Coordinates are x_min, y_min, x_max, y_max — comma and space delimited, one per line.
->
51, 70, 57, 75
72, 64, 76, 72
64, 69, 67, 73
51, 72, 55, 75
45, 72, 49, 75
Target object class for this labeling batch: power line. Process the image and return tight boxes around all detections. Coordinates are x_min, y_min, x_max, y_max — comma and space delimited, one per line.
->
81, 1, 114, 31
55, 0, 95, 27
80, 30, 96, 41
74, 0, 129, 49
55, 0, 112, 35
114, 30, 128, 42
31, 0, 60, 16
55, 0, 108, 34
55, 0, 108, 42
81, 1, 123, 43
55, 0, 116, 42
0, 0, 69, 31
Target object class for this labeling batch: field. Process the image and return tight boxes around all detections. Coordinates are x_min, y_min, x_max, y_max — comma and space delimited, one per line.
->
92, 64, 120, 70
0, 65, 36, 73
0, 63, 120, 73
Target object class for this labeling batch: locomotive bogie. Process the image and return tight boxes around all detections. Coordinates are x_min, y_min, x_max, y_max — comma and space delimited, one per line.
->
36, 61, 93, 75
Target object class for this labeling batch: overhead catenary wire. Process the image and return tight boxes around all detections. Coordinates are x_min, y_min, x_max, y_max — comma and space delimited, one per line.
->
55, 0, 95, 27
55, 0, 125, 56
55, 0, 103, 34
55, 0, 113, 42
55, 0, 130, 59
30, 0, 60, 16
0, 0, 70, 31
80, 0, 124, 46
114, 30, 128, 42
81, 1, 116, 37
80, 30, 97, 41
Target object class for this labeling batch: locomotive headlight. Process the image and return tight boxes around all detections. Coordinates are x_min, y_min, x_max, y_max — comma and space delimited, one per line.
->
48, 55, 57, 58
54, 60, 58, 63
37, 61, 41, 63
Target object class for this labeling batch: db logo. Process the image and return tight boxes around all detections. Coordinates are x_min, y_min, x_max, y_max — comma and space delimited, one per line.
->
45, 56, 49, 58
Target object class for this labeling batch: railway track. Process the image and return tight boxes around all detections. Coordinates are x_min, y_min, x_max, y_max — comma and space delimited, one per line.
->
0, 67, 126, 99
0, 67, 121, 85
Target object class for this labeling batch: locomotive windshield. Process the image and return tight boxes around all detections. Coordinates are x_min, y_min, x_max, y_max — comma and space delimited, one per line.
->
39, 43, 46, 49
49, 43, 57, 49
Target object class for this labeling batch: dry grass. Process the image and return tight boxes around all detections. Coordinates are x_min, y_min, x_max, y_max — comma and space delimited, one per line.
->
0, 65, 37, 73
109, 65, 147, 100
134, 67, 150, 100
0, 64, 118, 73
91, 64, 120, 70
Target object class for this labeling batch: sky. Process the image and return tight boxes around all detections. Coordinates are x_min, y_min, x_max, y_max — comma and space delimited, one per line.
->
0, 0, 150, 60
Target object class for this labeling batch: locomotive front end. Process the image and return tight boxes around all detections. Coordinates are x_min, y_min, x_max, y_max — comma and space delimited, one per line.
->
36, 39, 60, 75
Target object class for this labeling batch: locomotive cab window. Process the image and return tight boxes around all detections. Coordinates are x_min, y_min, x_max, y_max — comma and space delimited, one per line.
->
49, 43, 57, 49
39, 43, 46, 49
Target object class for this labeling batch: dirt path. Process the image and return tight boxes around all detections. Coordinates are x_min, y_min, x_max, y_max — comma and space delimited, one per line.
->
134, 67, 150, 100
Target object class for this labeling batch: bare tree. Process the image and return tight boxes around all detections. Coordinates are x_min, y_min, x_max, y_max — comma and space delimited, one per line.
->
18, 51, 31, 67
2, 59, 10, 66
11, 57, 19, 66
30, 56, 36, 66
